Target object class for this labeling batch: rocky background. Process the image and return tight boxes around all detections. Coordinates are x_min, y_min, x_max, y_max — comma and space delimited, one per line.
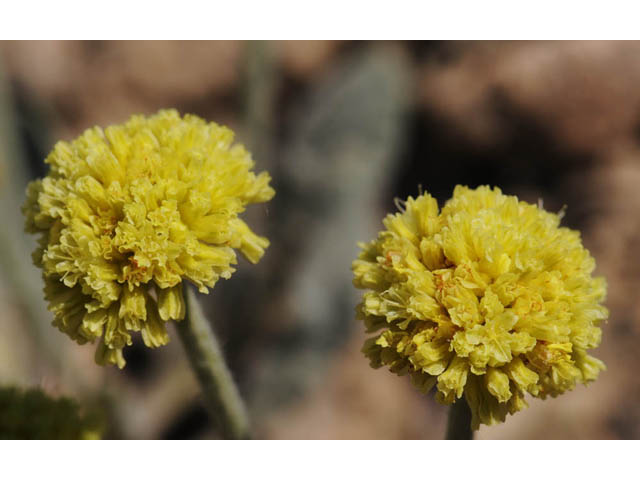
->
0, 40, 637, 439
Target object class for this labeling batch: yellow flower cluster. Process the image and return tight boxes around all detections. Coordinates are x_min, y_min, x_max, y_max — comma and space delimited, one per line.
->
23, 109, 274, 368
0, 387, 103, 439
352, 186, 607, 429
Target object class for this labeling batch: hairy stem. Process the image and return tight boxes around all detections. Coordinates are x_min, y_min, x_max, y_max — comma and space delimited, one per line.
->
445, 399, 474, 440
175, 287, 251, 439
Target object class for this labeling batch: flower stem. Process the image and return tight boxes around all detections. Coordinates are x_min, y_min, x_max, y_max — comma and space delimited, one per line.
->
445, 399, 474, 440
175, 287, 251, 439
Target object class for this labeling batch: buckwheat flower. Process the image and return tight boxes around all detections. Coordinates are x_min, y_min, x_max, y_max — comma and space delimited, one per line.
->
352, 186, 607, 429
0, 387, 103, 439
23, 109, 274, 368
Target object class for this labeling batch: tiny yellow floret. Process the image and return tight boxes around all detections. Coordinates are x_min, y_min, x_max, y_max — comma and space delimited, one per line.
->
23, 109, 274, 368
352, 186, 607, 429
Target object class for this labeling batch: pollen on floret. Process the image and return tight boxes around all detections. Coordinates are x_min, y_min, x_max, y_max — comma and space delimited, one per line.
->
352, 185, 607, 429
23, 109, 275, 368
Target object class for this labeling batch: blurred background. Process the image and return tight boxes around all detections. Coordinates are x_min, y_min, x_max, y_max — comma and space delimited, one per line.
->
0, 40, 638, 439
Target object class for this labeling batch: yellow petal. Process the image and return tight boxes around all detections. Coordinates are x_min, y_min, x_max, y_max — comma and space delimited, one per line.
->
485, 367, 512, 403
158, 283, 186, 321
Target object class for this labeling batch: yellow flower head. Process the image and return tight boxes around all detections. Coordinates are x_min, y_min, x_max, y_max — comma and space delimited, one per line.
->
23, 109, 274, 368
352, 186, 607, 429
0, 387, 103, 439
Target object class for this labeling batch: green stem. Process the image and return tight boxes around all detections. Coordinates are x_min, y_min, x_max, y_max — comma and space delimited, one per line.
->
175, 287, 251, 439
445, 399, 474, 440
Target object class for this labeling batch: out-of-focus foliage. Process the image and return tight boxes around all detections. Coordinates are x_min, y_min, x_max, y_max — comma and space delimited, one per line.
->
0, 386, 103, 439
